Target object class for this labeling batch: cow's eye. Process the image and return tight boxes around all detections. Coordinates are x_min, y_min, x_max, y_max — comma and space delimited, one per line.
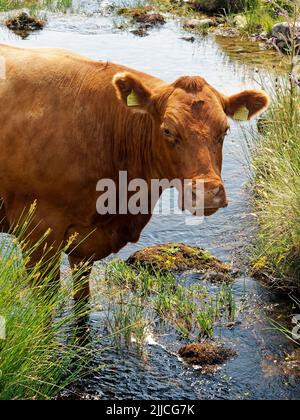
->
218, 127, 229, 144
163, 128, 171, 137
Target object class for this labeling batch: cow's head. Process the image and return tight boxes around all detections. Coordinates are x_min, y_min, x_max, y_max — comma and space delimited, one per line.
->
113, 73, 269, 216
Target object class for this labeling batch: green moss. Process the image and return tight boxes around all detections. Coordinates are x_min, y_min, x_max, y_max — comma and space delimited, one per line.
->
127, 243, 232, 282
116, 5, 153, 17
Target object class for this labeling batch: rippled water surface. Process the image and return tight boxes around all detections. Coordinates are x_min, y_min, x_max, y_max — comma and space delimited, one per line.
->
1, 1, 299, 400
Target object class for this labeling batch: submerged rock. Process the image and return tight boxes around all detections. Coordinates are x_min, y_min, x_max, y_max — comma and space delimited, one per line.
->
6, 12, 46, 38
131, 27, 149, 37
181, 36, 195, 42
179, 341, 236, 366
127, 242, 233, 282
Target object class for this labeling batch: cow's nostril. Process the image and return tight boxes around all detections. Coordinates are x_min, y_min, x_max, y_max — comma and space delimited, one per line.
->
209, 184, 227, 208
212, 187, 221, 196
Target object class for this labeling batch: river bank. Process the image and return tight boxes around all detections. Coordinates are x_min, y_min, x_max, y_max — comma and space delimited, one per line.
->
114, 0, 300, 60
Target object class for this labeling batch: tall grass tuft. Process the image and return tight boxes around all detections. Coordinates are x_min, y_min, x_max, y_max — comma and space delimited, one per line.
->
0, 206, 92, 400
249, 3, 300, 293
250, 80, 300, 292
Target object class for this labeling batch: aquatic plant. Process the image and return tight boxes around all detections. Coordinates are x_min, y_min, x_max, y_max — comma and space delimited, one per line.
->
104, 258, 237, 348
269, 296, 300, 347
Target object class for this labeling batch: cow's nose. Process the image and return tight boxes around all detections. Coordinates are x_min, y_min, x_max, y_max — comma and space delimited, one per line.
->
210, 184, 228, 208
204, 182, 228, 209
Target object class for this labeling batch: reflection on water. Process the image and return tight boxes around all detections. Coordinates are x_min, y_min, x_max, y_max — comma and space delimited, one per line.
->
0, 1, 299, 400
215, 35, 288, 72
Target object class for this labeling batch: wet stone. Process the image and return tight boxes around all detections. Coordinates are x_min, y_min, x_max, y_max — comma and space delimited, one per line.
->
183, 18, 215, 30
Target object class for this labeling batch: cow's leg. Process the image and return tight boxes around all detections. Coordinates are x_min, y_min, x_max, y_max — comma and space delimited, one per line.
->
68, 255, 93, 304
0, 199, 10, 232
68, 255, 93, 345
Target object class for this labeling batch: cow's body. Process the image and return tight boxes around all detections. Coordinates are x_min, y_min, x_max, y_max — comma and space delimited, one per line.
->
0, 44, 269, 300
0, 44, 162, 260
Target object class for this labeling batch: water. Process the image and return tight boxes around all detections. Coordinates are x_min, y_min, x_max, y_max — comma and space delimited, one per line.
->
1, 1, 299, 400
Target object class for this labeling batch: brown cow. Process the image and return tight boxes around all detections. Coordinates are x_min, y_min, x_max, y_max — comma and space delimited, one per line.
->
0, 44, 269, 301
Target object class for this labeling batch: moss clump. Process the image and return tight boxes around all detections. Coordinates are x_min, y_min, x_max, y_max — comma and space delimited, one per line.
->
6, 12, 46, 38
127, 243, 232, 282
117, 6, 153, 17
179, 341, 236, 366
117, 7, 166, 26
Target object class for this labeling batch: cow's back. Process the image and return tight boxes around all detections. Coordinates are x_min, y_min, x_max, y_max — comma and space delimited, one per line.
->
0, 45, 107, 201
0, 45, 160, 205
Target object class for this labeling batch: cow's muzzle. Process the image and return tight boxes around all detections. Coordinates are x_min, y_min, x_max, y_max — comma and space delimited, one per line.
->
204, 184, 228, 207
178, 179, 228, 216
181, 179, 228, 216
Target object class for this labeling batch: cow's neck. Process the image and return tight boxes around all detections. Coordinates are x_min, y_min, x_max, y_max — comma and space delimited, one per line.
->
111, 109, 165, 182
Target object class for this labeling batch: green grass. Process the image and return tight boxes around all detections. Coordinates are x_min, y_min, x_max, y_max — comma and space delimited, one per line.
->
238, 0, 287, 36
250, 75, 300, 293
0, 0, 72, 12
271, 296, 300, 345
0, 207, 93, 400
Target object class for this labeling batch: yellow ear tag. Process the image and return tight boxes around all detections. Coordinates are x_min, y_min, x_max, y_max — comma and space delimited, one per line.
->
233, 105, 249, 121
127, 90, 140, 107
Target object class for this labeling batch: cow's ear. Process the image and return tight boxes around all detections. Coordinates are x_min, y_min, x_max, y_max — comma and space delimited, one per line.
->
113, 72, 153, 112
225, 90, 269, 121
